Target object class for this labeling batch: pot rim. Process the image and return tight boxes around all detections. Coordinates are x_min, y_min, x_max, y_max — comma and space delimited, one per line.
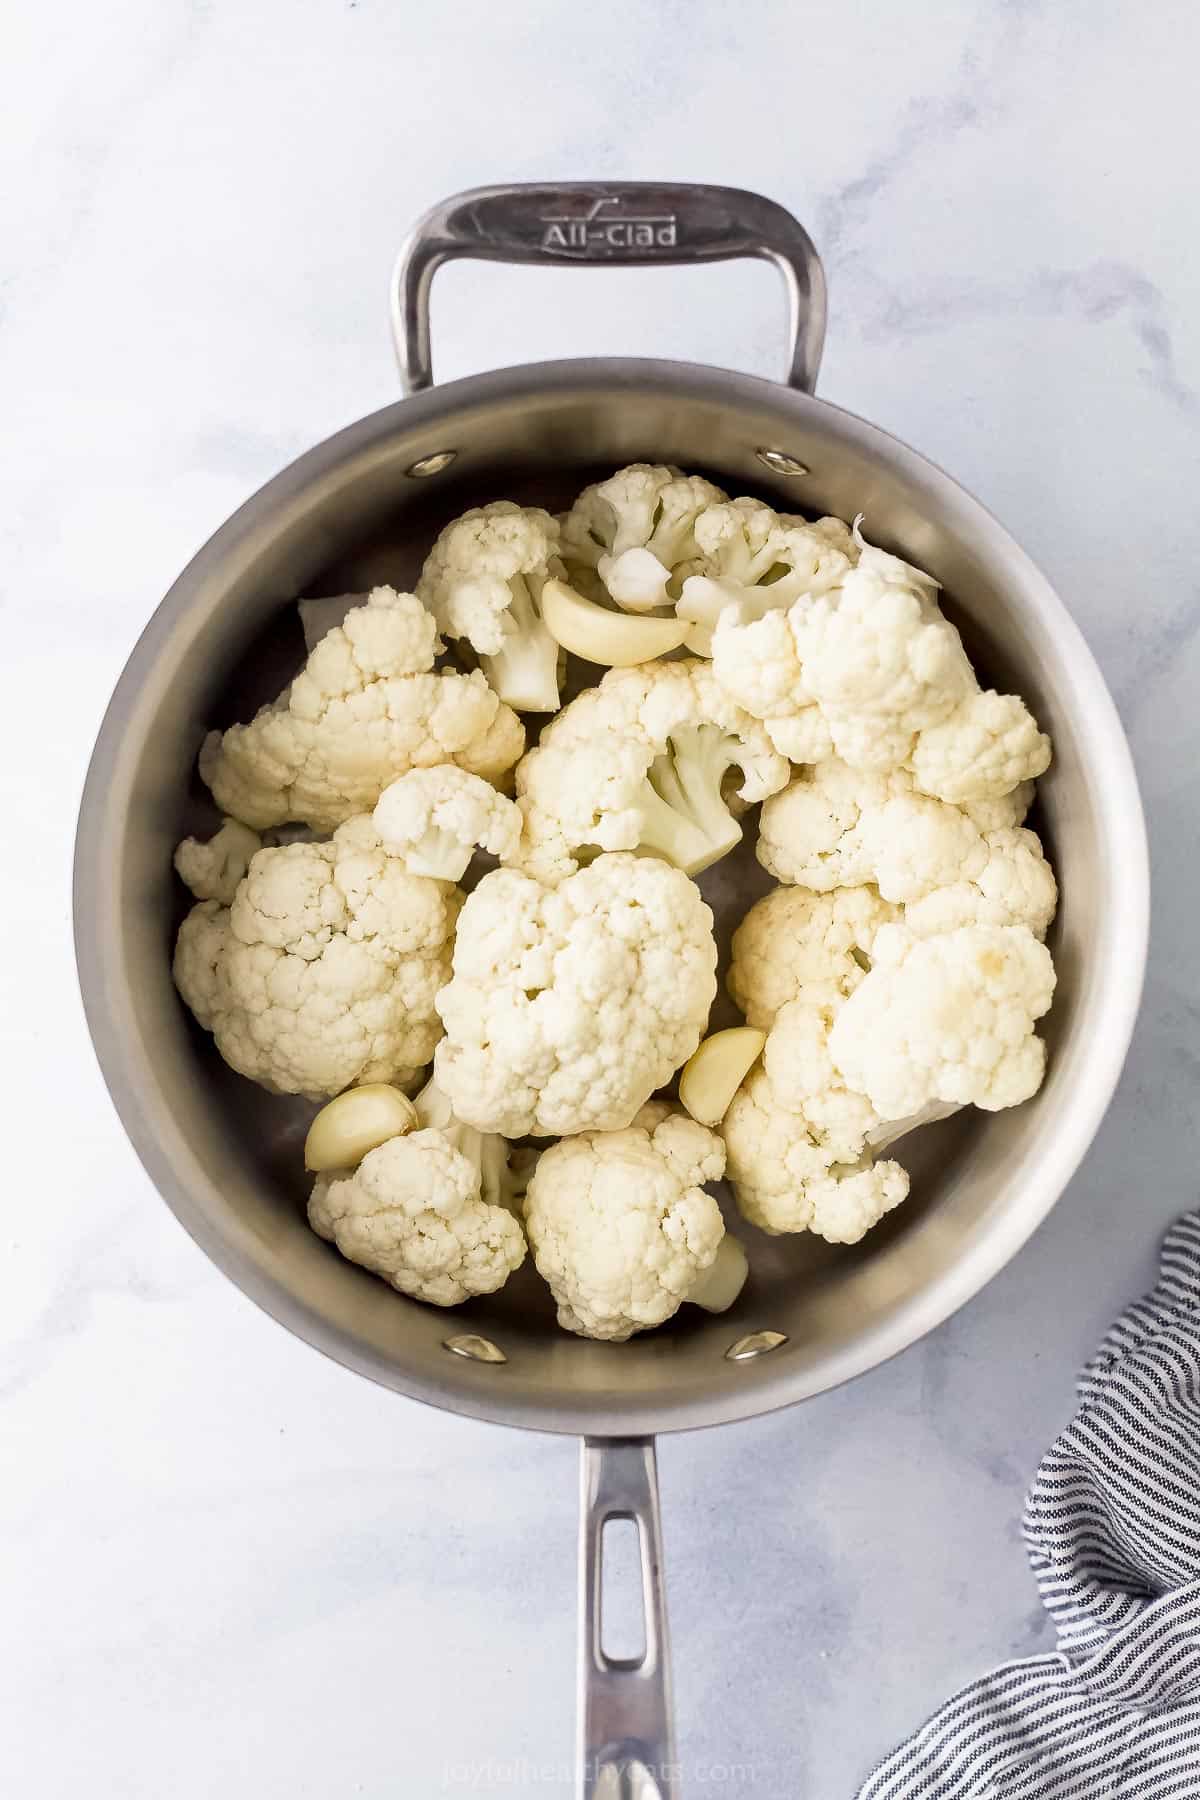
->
74, 354, 1150, 1437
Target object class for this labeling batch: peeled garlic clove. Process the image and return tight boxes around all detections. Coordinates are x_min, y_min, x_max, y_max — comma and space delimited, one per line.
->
679, 1026, 766, 1126
304, 1084, 418, 1172
540, 578, 688, 666
689, 1235, 750, 1313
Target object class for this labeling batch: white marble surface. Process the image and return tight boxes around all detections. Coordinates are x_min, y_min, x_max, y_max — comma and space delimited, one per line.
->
4, 1, 1199, 1794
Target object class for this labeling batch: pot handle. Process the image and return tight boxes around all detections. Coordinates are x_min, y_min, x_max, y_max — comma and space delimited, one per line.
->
392, 182, 826, 396
578, 1437, 678, 1800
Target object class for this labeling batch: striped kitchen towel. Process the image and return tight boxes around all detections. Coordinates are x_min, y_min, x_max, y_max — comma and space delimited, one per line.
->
859, 1213, 1200, 1799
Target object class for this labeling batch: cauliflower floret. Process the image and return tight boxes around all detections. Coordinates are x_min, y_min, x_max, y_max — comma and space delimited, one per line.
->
417, 502, 565, 713
910, 689, 1052, 803
173, 817, 461, 1098
198, 588, 523, 831
309, 1130, 524, 1307
173, 819, 262, 905
710, 606, 825, 746
523, 1104, 729, 1339
722, 1065, 908, 1241
454, 700, 527, 787
433, 852, 718, 1139
710, 528, 1046, 798
512, 733, 657, 886
829, 922, 1057, 1118
763, 709, 835, 767
677, 500, 856, 654
728, 884, 899, 1028
709, 528, 972, 775
797, 1165, 911, 1243
755, 760, 886, 890
373, 765, 521, 882
756, 760, 988, 903
512, 659, 789, 880
963, 781, 1034, 833
855, 793, 991, 905
789, 534, 976, 772
903, 826, 1058, 940
560, 464, 727, 611
721, 978, 965, 1240
761, 985, 880, 1159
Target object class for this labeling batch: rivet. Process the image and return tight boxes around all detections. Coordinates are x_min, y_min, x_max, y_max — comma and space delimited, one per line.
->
443, 1332, 507, 1364
406, 449, 458, 478
755, 447, 809, 477
725, 1329, 788, 1363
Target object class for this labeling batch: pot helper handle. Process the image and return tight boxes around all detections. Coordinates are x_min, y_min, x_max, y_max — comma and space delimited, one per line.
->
392, 182, 826, 396
578, 1438, 677, 1800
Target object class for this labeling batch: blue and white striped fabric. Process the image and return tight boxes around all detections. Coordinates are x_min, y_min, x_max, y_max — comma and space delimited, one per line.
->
859, 1213, 1200, 1799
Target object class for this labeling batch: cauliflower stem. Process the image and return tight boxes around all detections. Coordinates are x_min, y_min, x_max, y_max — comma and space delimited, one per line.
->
636, 725, 747, 876
413, 1072, 519, 1214
481, 573, 561, 715
864, 1099, 962, 1152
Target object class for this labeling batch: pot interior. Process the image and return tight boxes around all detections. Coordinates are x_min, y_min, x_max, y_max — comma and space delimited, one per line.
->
79, 362, 1143, 1434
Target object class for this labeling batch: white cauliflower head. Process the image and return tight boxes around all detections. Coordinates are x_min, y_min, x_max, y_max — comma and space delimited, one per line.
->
728, 883, 900, 1028
373, 765, 521, 882
722, 1064, 908, 1242
433, 852, 718, 1139
756, 759, 988, 903
309, 1130, 524, 1306
560, 464, 727, 612
523, 1103, 727, 1339
512, 659, 789, 880
174, 819, 263, 905
416, 501, 565, 713
678, 501, 856, 654
829, 922, 1057, 1118
903, 826, 1058, 940
173, 816, 461, 1098
910, 689, 1052, 804
789, 533, 976, 771
199, 588, 524, 831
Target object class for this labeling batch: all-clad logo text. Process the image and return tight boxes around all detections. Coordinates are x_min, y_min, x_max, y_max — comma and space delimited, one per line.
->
539, 196, 678, 251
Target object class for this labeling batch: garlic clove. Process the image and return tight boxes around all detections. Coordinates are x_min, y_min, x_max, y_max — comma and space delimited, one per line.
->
679, 1026, 767, 1126
304, 1084, 418, 1172
540, 578, 688, 666
689, 1234, 750, 1313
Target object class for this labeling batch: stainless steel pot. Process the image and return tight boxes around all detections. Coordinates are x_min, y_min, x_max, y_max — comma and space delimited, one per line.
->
74, 183, 1149, 1799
